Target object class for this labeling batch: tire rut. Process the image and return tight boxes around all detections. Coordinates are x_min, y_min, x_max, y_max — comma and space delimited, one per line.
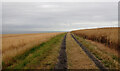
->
54, 33, 67, 69
71, 33, 107, 71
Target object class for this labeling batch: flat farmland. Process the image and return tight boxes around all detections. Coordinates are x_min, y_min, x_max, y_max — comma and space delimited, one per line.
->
72, 27, 119, 51
2, 33, 63, 63
1, 28, 120, 69
71, 27, 120, 69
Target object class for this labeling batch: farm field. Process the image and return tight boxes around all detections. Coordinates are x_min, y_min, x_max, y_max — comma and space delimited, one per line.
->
2, 32, 63, 67
2, 33, 65, 69
71, 27, 120, 69
72, 27, 119, 51
1, 27, 120, 70
73, 34, 119, 69
2, 2, 119, 70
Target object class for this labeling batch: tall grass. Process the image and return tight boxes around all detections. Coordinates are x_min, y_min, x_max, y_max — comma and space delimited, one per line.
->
72, 27, 119, 51
3, 33, 65, 69
2, 33, 62, 63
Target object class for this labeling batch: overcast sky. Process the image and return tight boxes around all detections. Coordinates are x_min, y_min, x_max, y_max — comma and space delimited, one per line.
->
2, 2, 118, 33
2, 0, 119, 2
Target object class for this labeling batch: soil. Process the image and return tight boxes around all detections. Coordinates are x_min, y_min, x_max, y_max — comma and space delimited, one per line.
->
66, 33, 98, 69
71, 33, 107, 71
54, 34, 67, 69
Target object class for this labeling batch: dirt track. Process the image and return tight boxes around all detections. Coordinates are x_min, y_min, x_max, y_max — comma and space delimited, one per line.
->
55, 33, 107, 70
66, 33, 97, 69
54, 33, 67, 69
71, 33, 107, 71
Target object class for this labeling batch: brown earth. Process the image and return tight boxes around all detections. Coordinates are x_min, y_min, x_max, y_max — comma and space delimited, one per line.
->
66, 33, 98, 69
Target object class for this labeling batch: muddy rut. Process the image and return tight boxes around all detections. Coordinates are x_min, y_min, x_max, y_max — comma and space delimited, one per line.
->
55, 33, 67, 69
55, 33, 106, 70
71, 33, 107, 71
66, 33, 97, 69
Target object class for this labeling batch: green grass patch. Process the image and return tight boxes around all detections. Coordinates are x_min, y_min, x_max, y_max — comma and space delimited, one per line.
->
3, 33, 65, 69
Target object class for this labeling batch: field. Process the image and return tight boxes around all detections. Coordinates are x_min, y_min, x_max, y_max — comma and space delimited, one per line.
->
3, 33, 65, 69
72, 27, 119, 51
71, 27, 120, 69
73, 34, 119, 69
1, 27, 120, 69
2, 33, 63, 65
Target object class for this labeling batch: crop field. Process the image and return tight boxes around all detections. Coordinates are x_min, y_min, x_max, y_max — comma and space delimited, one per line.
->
2, 33, 65, 69
72, 34, 119, 69
2, 33, 63, 66
2, 2, 119, 70
71, 27, 120, 69
1, 28, 120, 70
72, 27, 119, 51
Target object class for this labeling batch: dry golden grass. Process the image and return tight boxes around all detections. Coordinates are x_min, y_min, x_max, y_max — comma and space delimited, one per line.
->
72, 27, 119, 50
2, 32, 63, 62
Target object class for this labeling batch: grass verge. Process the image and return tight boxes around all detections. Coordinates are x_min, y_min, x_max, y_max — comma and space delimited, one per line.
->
3, 33, 65, 69
72, 33, 119, 69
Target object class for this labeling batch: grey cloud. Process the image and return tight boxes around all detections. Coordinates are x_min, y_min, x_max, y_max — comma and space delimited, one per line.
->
2, 2, 118, 33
